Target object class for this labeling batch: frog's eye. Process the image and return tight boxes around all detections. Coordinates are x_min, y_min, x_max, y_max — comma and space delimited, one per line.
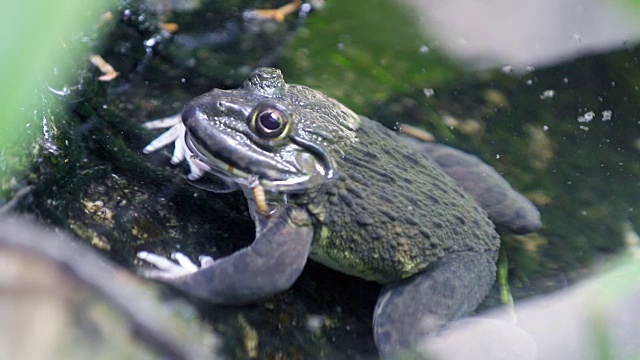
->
249, 102, 291, 139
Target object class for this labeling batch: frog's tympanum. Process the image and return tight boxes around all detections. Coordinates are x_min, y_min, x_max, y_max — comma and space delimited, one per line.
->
139, 68, 541, 358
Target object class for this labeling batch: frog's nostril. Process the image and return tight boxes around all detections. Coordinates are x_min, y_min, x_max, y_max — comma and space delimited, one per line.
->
217, 101, 226, 112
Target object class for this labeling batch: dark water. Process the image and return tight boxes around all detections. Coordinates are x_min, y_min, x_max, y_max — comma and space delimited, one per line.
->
5, 0, 640, 358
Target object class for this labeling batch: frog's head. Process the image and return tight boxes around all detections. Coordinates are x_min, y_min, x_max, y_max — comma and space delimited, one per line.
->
183, 67, 360, 193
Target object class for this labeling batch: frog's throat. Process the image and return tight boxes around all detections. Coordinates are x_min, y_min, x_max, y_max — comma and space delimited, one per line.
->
185, 132, 336, 193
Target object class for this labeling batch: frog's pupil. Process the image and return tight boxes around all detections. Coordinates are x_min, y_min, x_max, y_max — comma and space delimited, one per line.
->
259, 111, 281, 130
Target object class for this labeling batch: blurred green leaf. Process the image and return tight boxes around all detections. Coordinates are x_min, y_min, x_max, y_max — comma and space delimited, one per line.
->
0, 0, 116, 195
617, 0, 640, 13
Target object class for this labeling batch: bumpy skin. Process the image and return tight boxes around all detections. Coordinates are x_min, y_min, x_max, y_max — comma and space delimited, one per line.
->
140, 68, 541, 358
306, 118, 499, 283
416, 141, 542, 234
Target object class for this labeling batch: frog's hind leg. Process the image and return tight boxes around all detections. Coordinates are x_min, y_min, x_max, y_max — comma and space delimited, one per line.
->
417, 142, 541, 233
373, 251, 496, 358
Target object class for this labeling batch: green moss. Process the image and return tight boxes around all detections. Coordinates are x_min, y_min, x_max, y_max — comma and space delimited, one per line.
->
280, 0, 460, 113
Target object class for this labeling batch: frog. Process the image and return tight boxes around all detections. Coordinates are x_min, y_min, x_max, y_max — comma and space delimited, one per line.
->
137, 67, 541, 358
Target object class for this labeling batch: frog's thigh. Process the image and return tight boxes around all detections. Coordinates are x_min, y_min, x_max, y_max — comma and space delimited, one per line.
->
419, 142, 541, 233
373, 251, 496, 357
157, 208, 313, 304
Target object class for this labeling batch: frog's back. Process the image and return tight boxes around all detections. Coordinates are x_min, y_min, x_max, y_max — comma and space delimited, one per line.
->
308, 117, 499, 283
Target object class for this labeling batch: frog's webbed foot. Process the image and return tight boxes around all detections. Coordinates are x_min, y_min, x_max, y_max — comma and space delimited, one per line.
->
373, 251, 496, 358
137, 251, 215, 279
143, 114, 210, 180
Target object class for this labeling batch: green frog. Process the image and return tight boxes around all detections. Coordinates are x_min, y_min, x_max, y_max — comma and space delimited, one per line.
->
138, 67, 541, 357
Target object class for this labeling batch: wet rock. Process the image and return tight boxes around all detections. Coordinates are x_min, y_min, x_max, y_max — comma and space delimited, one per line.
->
0, 216, 220, 360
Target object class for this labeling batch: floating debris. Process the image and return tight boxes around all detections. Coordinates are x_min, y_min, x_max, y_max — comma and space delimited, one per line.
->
423, 88, 435, 97
441, 114, 459, 129
484, 89, 509, 108
526, 124, 554, 170
577, 111, 595, 123
622, 221, 640, 258
159, 22, 179, 33
539, 90, 555, 99
244, 0, 302, 23
238, 314, 259, 359
399, 123, 435, 142
305, 314, 325, 333
459, 119, 483, 135
89, 54, 119, 81
501, 65, 514, 73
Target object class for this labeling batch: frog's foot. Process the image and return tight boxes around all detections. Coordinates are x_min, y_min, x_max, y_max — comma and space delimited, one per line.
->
143, 114, 210, 180
137, 251, 215, 279
373, 251, 496, 358
243, 0, 302, 23
135, 208, 314, 305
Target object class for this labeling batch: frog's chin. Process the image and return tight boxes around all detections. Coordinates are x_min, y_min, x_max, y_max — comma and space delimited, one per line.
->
185, 133, 330, 193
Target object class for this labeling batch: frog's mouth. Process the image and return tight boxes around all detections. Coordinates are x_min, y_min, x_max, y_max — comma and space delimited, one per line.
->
184, 124, 335, 193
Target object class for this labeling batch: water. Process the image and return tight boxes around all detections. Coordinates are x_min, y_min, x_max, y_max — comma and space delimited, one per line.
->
5, 0, 640, 358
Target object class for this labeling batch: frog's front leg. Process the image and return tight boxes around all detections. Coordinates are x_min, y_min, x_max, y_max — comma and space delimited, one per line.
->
373, 251, 497, 357
138, 207, 313, 304
142, 114, 211, 181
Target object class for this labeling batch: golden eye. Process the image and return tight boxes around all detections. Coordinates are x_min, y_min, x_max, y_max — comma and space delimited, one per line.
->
249, 102, 291, 138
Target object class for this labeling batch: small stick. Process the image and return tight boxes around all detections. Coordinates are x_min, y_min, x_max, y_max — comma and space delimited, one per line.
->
89, 54, 119, 81
250, 0, 302, 23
